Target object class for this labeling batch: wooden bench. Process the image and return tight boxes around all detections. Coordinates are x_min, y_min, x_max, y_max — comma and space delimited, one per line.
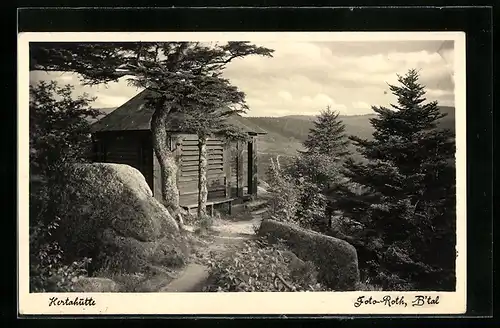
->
182, 197, 236, 216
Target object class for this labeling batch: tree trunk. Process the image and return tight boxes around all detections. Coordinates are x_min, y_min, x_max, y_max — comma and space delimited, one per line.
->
197, 135, 208, 218
150, 106, 181, 218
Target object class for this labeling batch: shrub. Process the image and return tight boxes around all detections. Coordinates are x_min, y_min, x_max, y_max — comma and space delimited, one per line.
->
194, 212, 218, 236
29, 216, 92, 292
203, 238, 329, 292
29, 81, 100, 290
29, 81, 100, 178
294, 179, 328, 232
289, 152, 343, 191
265, 157, 301, 224
355, 278, 383, 291
92, 265, 147, 292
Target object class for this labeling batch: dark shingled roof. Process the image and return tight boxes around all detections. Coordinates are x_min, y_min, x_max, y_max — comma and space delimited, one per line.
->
91, 90, 267, 135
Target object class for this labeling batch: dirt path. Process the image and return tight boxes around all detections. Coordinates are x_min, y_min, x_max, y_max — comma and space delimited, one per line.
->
212, 215, 262, 237
159, 206, 267, 292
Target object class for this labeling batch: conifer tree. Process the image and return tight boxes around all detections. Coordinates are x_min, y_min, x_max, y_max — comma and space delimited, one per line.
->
294, 106, 350, 189
30, 42, 274, 220
336, 69, 456, 291
289, 107, 350, 231
302, 106, 350, 160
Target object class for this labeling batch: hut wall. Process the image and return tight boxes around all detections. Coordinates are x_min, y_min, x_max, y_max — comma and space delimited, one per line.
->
93, 131, 154, 190
152, 134, 232, 206
179, 134, 227, 205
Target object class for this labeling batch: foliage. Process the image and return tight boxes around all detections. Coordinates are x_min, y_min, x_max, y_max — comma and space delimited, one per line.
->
294, 180, 328, 232
302, 106, 350, 160
265, 157, 301, 224
29, 81, 99, 291
31, 42, 273, 145
31, 42, 274, 215
203, 238, 329, 292
195, 213, 216, 233
30, 42, 273, 138
289, 152, 343, 191
336, 69, 456, 291
29, 216, 91, 292
284, 108, 351, 232
30, 41, 273, 141
266, 155, 335, 232
29, 81, 101, 178
30, 42, 274, 86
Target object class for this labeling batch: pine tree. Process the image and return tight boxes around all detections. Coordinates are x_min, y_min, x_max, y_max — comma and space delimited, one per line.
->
30, 42, 274, 219
336, 69, 456, 291
294, 106, 350, 190
288, 107, 350, 232
302, 106, 350, 160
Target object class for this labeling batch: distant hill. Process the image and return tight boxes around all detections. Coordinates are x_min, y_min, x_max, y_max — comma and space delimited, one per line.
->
92, 105, 455, 180
95, 106, 454, 143
248, 105, 455, 153
96, 107, 118, 117
248, 106, 455, 178
87, 107, 118, 123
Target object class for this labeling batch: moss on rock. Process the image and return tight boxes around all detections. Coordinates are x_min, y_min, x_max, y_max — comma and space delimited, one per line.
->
54, 163, 187, 273
258, 219, 360, 290
72, 277, 119, 292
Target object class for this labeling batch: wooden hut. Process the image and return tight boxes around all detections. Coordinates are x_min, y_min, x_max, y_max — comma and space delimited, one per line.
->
90, 90, 267, 213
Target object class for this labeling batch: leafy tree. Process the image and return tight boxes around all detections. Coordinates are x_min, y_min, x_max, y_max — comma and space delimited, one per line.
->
29, 81, 99, 291
266, 157, 301, 224
30, 81, 101, 178
336, 69, 456, 290
30, 42, 274, 220
30, 81, 101, 227
287, 152, 340, 232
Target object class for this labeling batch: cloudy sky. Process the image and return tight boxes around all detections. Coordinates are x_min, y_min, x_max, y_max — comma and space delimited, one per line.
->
29, 40, 455, 117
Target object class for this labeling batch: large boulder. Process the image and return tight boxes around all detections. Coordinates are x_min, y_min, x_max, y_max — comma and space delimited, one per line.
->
55, 163, 188, 273
100, 228, 189, 272
258, 219, 360, 291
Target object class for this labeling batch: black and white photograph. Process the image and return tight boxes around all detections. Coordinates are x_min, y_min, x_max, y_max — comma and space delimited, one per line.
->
18, 32, 466, 315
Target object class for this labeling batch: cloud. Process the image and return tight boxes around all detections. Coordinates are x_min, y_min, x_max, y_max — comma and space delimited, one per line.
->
94, 94, 131, 108
225, 41, 455, 115
352, 101, 371, 110
29, 40, 455, 116
426, 88, 454, 97
278, 90, 293, 101
301, 93, 346, 112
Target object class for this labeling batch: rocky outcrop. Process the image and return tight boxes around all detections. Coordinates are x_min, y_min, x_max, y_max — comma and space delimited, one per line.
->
258, 219, 360, 291
100, 228, 189, 273
55, 163, 188, 273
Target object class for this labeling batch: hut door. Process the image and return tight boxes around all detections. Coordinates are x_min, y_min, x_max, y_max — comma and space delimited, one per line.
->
139, 136, 153, 189
230, 141, 246, 197
230, 143, 239, 197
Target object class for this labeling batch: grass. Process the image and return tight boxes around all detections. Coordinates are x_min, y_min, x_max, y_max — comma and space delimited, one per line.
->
92, 255, 183, 292
355, 279, 383, 291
